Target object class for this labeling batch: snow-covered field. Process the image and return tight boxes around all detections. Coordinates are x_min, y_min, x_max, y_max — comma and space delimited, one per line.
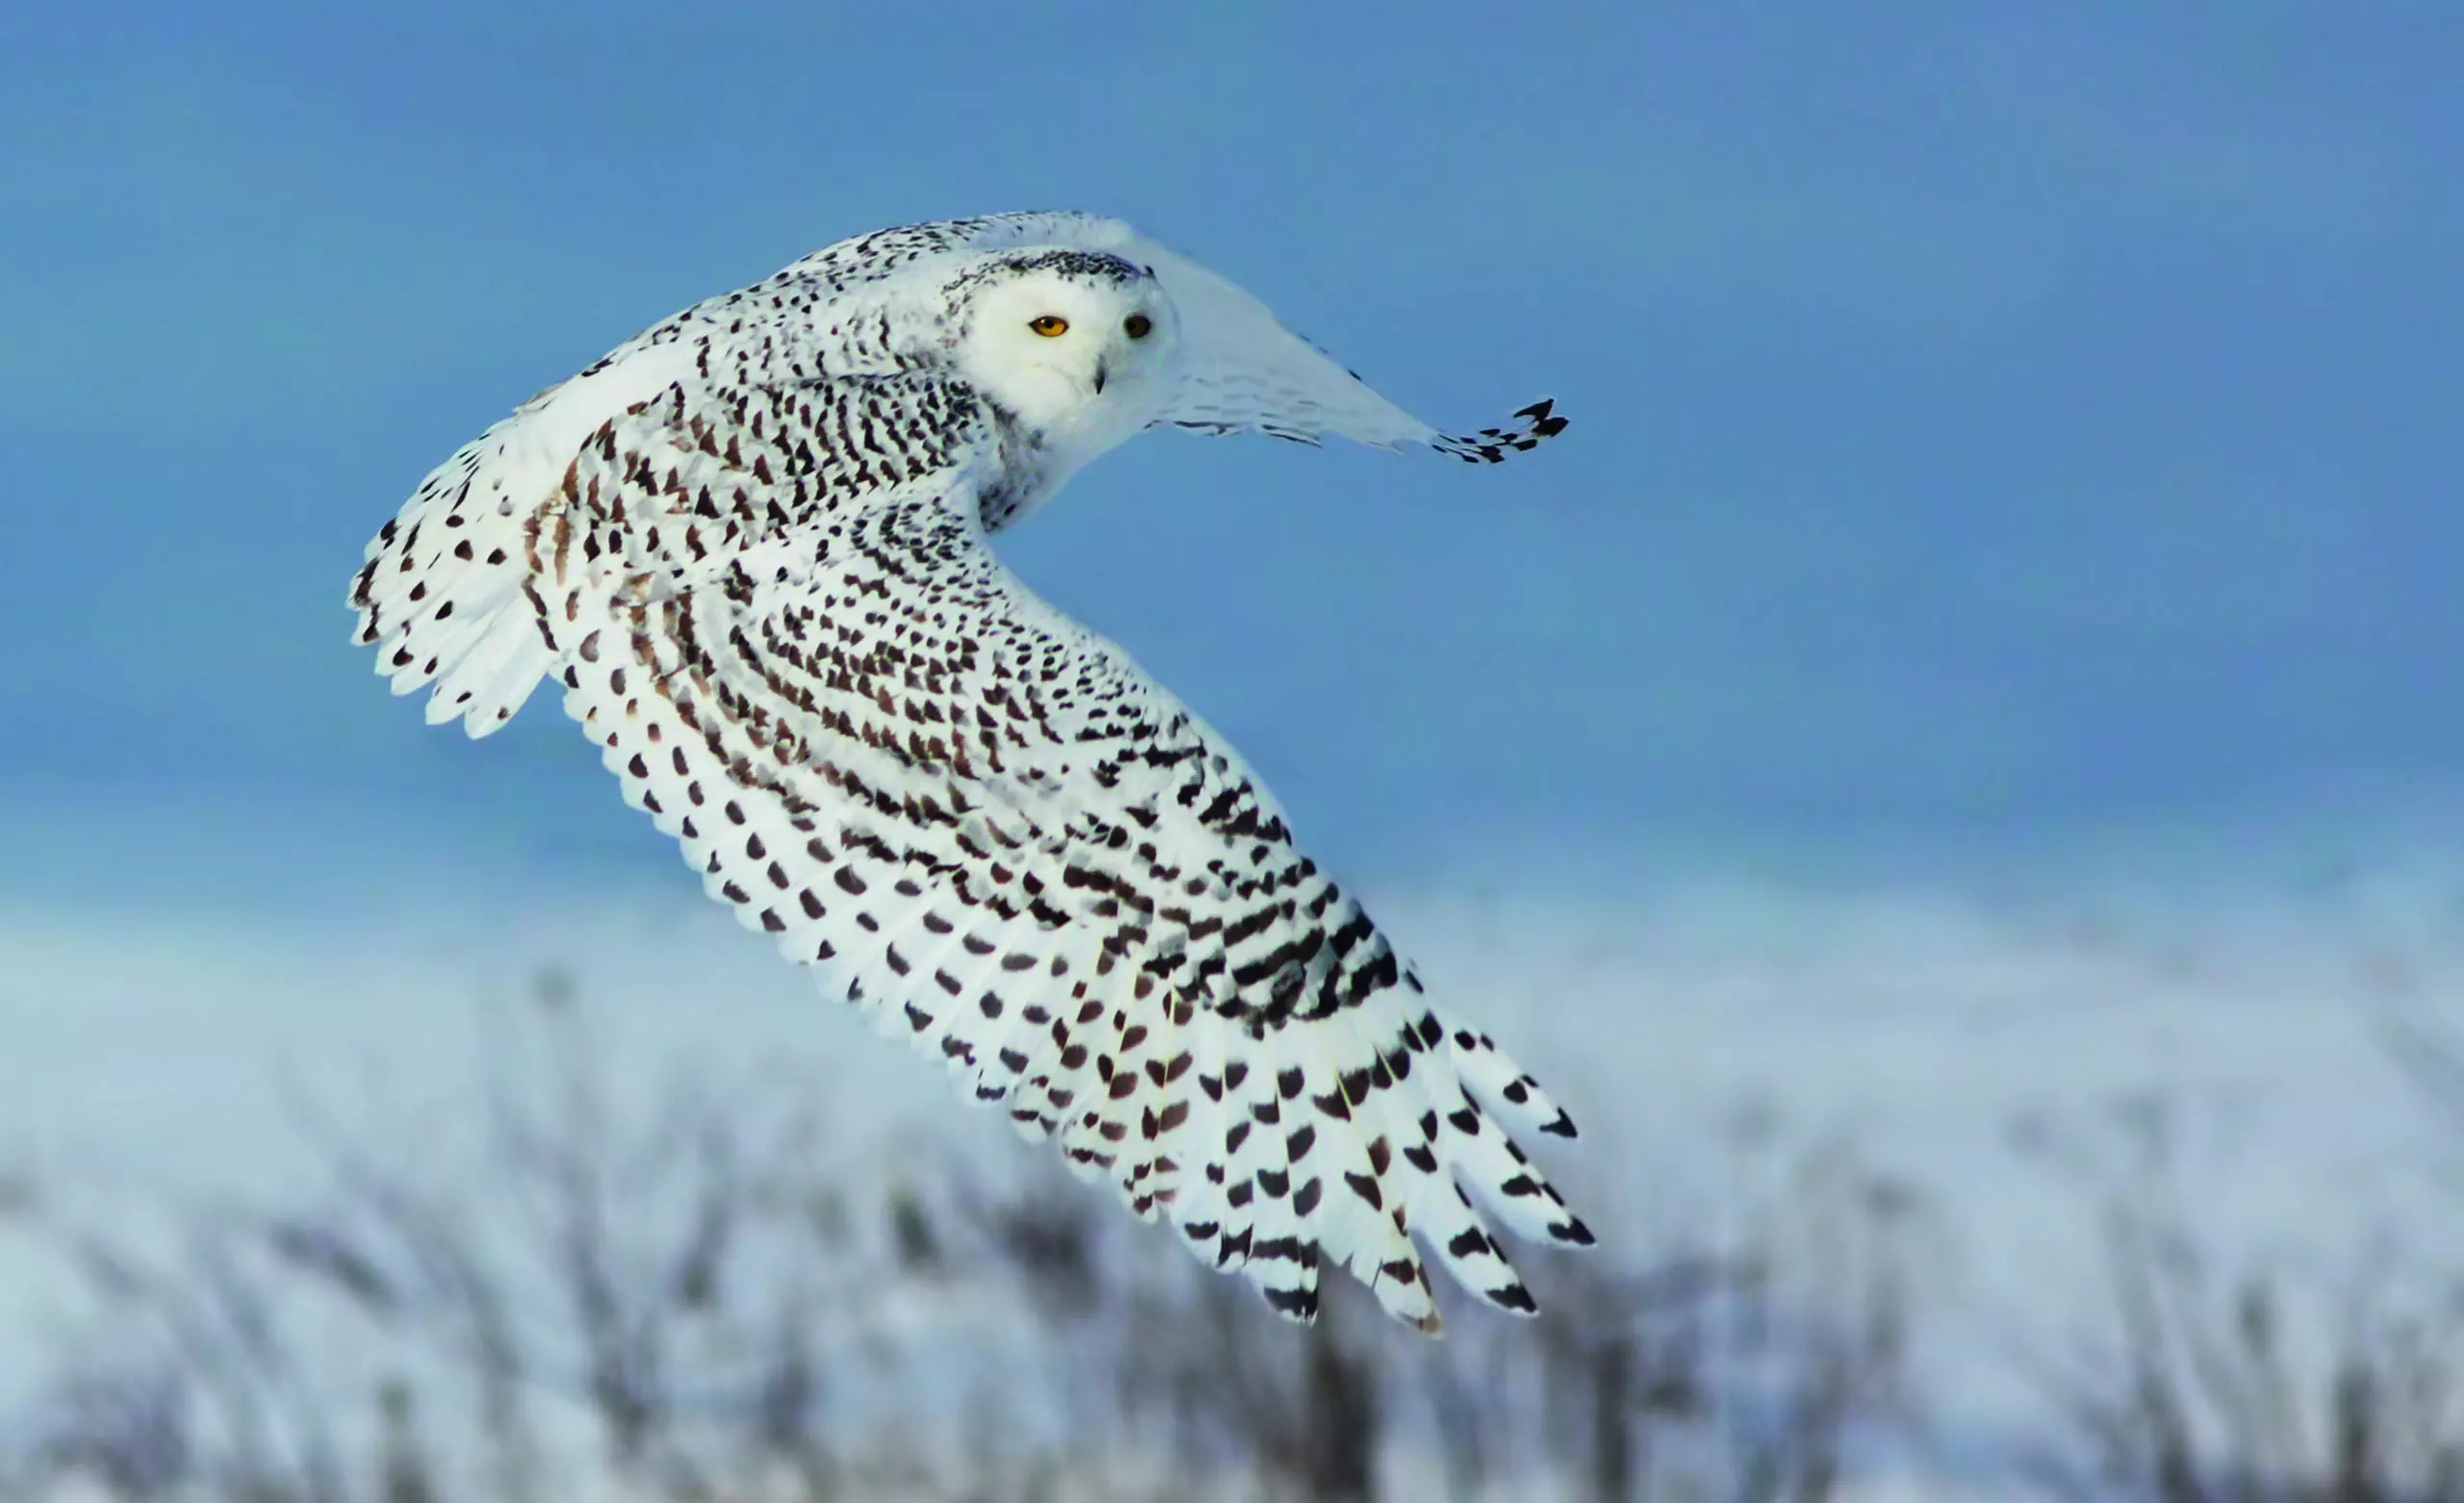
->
4, 803, 2460, 1496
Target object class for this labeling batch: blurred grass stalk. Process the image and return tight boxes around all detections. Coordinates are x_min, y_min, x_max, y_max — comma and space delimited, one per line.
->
0, 976, 2456, 1502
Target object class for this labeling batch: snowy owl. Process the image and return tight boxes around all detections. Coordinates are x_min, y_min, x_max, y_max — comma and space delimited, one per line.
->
348, 212, 1585, 1331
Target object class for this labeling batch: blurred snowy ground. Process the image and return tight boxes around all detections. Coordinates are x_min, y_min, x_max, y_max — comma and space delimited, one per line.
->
3, 796, 2459, 1495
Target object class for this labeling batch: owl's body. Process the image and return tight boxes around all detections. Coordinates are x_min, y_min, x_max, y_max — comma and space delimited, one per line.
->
350, 213, 1581, 1330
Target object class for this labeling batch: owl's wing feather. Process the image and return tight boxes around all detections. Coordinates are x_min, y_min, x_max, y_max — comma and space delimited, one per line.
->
348, 341, 702, 737
527, 377, 1591, 1330
1132, 237, 1567, 462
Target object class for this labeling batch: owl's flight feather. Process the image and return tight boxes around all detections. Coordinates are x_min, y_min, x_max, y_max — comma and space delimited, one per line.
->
347, 212, 1582, 1329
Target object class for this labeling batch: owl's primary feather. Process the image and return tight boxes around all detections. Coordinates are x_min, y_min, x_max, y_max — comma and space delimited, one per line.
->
348, 212, 1582, 1329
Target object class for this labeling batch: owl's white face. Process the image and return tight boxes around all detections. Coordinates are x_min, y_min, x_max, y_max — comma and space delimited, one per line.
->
950, 259, 1180, 468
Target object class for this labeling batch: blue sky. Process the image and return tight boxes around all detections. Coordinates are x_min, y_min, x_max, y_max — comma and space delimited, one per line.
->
4, 4, 2459, 898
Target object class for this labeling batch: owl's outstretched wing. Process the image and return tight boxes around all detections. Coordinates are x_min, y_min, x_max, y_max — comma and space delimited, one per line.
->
1119, 233, 1568, 461
526, 378, 1591, 1331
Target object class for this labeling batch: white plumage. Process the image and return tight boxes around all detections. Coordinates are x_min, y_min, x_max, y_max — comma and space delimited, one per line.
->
349, 212, 1582, 1330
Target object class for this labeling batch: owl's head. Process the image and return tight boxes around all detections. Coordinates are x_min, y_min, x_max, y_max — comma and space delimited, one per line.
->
947, 250, 1179, 457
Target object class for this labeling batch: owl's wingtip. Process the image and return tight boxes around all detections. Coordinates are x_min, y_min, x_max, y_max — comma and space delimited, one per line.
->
1433, 397, 1569, 465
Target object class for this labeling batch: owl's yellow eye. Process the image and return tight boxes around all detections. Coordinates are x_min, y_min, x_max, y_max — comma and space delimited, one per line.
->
1028, 315, 1068, 338
1123, 313, 1153, 340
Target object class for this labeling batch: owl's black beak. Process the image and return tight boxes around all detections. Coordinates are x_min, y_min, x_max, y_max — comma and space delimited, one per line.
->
1091, 360, 1108, 395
